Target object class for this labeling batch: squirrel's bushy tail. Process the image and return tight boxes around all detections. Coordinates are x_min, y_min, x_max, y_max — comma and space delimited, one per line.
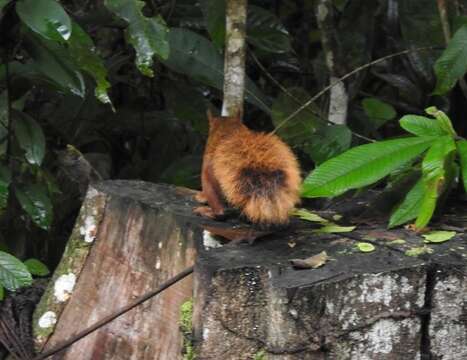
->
234, 167, 300, 225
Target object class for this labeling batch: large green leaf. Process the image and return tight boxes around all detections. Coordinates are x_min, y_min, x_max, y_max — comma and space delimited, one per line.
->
13, 111, 46, 166
457, 140, 467, 192
24, 32, 85, 97
301, 137, 436, 198
399, 115, 448, 137
0, 251, 32, 291
425, 107, 457, 137
415, 175, 442, 229
199, 0, 225, 49
105, 0, 169, 77
421, 136, 456, 181
362, 98, 397, 131
434, 25, 467, 95
0, 165, 11, 210
247, 5, 291, 53
15, 183, 53, 230
16, 0, 72, 41
162, 28, 270, 113
305, 124, 352, 165
388, 178, 424, 228
67, 22, 112, 106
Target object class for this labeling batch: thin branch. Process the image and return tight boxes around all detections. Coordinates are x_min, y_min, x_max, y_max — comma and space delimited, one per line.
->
271, 47, 437, 137
32, 266, 194, 360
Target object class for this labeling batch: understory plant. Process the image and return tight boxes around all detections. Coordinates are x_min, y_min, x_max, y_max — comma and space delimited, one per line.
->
302, 107, 465, 230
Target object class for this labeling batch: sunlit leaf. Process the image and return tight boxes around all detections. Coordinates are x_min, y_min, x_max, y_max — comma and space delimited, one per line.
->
24, 258, 50, 276
16, 0, 72, 41
399, 115, 447, 137
13, 111, 46, 166
405, 246, 433, 257
15, 183, 53, 230
425, 107, 457, 137
422, 230, 456, 243
314, 224, 356, 233
105, 0, 169, 77
434, 25, 467, 95
0, 251, 32, 291
292, 208, 328, 223
415, 175, 442, 230
421, 136, 455, 181
301, 137, 435, 198
356, 242, 375, 252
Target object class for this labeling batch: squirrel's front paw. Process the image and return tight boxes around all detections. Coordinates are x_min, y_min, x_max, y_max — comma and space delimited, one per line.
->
193, 206, 217, 219
194, 192, 208, 204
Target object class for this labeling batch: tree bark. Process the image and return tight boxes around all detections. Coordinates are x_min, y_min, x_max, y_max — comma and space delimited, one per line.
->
222, 0, 248, 116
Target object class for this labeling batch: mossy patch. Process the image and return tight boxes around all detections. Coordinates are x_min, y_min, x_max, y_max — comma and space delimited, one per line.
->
180, 299, 195, 360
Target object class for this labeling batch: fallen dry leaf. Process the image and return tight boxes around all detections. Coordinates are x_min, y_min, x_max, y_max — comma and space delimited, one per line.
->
290, 251, 329, 269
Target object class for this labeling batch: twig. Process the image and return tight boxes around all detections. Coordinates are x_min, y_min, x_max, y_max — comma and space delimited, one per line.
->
271, 47, 437, 137
32, 266, 194, 360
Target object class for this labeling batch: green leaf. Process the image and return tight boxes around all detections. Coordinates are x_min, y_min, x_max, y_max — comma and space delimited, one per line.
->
15, 183, 53, 230
24, 258, 50, 276
399, 115, 447, 137
247, 6, 291, 53
24, 32, 85, 97
425, 107, 457, 137
422, 230, 456, 243
105, 0, 169, 77
67, 22, 112, 106
162, 28, 270, 113
13, 111, 46, 166
362, 98, 396, 130
314, 224, 356, 233
388, 178, 424, 228
0, 165, 11, 210
434, 25, 467, 95
0, 285, 4, 300
421, 136, 455, 181
356, 242, 375, 252
456, 140, 467, 192
292, 208, 329, 223
305, 124, 352, 165
272, 87, 319, 145
405, 246, 433, 257
301, 137, 435, 198
415, 175, 442, 229
0, 251, 32, 291
16, 0, 72, 41
199, 0, 225, 49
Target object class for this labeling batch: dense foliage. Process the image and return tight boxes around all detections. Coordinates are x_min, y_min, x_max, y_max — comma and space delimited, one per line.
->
0, 0, 466, 295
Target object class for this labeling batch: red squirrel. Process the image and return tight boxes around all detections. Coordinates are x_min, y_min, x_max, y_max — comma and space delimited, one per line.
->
194, 110, 301, 225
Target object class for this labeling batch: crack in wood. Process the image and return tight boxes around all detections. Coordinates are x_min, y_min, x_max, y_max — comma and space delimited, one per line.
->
420, 266, 436, 360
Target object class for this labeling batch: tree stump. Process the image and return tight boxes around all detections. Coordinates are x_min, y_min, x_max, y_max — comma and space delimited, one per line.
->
193, 211, 467, 359
32, 182, 467, 359
32, 181, 200, 359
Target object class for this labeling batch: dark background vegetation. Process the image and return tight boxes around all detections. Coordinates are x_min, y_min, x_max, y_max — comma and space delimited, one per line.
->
0, 0, 466, 295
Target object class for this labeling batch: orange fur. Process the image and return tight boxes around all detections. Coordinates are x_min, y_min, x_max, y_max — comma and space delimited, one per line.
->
197, 110, 301, 225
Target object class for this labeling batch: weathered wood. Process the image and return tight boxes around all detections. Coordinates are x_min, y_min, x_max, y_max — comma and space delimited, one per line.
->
33, 181, 200, 359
